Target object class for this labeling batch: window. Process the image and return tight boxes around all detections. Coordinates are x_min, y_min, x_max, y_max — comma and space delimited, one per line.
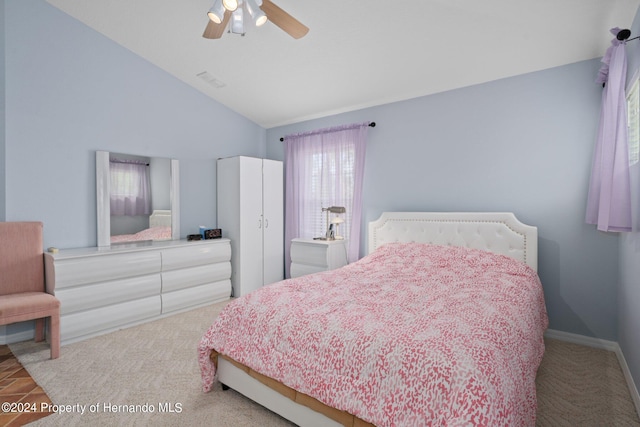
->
305, 148, 356, 239
627, 71, 640, 232
284, 123, 369, 274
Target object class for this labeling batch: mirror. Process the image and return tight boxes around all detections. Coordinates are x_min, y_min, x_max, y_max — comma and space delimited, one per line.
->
96, 151, 180, 247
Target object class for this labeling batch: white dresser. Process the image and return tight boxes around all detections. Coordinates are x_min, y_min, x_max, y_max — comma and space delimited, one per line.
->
44, 239, 231, 345
290, 238, 348, 278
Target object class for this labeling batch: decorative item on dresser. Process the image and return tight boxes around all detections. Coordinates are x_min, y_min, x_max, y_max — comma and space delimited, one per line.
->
217, 156, 283, 297
289, 238, 348, 278
45, 239, 231, 345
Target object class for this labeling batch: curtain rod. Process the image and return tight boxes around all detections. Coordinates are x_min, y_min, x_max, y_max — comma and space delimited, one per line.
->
110, 158, 150, 166
617, 29, 638, 41
599, 29, 637, 88
279, 122, 376, 142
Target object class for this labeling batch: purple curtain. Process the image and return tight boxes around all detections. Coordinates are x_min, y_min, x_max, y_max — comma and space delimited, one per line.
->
110, 159, 152, 216
284, 123, 369, 278
586, 28, 632, 232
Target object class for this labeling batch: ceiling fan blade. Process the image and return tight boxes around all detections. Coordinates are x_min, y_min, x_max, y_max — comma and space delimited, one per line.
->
260, 0, 309, 39
202, 10, 231, 39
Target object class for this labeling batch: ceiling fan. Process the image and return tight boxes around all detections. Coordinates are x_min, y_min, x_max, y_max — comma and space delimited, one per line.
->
203, 0, 309, 39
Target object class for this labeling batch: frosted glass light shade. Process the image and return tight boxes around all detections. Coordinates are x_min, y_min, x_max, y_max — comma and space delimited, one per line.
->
207, 0, 225, 23
223, 0, 238, 11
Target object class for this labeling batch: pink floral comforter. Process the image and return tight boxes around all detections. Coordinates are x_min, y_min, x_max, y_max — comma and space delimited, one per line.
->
198, 242, 548, 426
110, 226, 171, 243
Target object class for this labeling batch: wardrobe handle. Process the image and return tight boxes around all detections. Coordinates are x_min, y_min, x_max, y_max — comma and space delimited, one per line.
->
258, 218, 262, 229
264, 218, 269, 228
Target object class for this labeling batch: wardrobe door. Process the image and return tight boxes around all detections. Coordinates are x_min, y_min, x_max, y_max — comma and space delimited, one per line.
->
238, 156, 265, 295
262, 159, 284, 285
217, 157, 240, 294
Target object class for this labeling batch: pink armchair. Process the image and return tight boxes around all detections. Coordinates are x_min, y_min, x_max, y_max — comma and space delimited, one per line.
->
0, 222, 60, 359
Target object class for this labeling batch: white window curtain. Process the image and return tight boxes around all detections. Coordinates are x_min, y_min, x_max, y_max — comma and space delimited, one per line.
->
586, 28, 633, 232
109, 159, 151, 216
284, 122, 369, 278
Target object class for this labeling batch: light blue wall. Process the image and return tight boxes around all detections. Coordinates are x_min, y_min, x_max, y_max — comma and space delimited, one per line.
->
267, 59, 621, 342
4, 0, 265, 249
1, 1, 6, 221
620, 5, 640, 400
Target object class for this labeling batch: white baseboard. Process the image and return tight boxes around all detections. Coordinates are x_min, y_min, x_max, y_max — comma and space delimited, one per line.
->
616, 345, 640, 418
545, 329, 640, 416
544, 328, 619, 351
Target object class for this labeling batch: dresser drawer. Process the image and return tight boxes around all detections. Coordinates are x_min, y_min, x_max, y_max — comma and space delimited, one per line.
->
290, 263, 327, 278
56, 273, 161, 315
161, 262, 231, 293
289, 239, 348, 278
61, 296, 161, 343
51, 251, 161, 289
290, 242, 331, 267
162, 280, 231, 313
162, 242, 231, 271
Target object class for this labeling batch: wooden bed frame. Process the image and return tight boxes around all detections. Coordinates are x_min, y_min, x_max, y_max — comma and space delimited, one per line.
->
214, 212, 538, 426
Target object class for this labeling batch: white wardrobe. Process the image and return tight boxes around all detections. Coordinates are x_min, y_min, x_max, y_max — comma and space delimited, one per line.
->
217, 156, 284, 297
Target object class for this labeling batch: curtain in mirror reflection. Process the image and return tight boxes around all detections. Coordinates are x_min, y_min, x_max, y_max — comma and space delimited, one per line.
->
109, 158, 151, 216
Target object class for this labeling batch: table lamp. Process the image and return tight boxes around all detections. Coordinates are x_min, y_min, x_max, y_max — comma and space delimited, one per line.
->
330, 217, 345, 240
319, 206, 346, 240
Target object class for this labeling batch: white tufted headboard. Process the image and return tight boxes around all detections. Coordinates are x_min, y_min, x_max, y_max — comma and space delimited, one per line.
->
368, 212, 538, 271
149, 210, 172, 228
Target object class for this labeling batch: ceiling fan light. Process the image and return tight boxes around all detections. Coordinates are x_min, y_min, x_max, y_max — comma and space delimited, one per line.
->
230, 8, 244, 34
255, 14, 268, 27
222, 0, 238, 11
245, 0, 267, 26
207, 0, 225, 24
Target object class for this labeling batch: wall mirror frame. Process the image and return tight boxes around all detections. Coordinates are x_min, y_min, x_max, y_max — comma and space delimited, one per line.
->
96, 150, 180, 247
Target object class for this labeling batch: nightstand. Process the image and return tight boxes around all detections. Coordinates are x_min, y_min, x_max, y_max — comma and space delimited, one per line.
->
290, 238, 348, 278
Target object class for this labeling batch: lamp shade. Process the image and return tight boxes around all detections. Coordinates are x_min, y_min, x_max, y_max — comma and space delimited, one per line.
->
222, 0, 238, 12
255, 13, 268, 26
223, 0, 238, 11
207, 0, 225, 24
326, 206, 346, 214
245, 0, 268, 26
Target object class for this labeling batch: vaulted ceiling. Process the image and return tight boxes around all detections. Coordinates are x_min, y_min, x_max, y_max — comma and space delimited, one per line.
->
45, 0, 640, 128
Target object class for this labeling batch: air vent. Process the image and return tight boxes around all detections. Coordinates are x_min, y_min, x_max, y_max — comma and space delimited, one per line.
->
196, 71, 226, 89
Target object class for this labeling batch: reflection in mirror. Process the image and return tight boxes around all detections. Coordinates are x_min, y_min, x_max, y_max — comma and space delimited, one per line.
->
96, 151, 180, 247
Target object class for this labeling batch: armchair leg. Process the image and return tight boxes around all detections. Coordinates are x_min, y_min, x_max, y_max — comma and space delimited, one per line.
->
35, 318, 45, 342
49, 313, 60, 359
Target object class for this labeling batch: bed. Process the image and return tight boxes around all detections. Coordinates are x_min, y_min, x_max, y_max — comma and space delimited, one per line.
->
110, 210, 172, 243
198, 212, 548, 426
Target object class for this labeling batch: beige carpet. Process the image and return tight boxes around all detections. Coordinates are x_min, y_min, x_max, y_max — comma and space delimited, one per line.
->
8, 300, 640, 426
